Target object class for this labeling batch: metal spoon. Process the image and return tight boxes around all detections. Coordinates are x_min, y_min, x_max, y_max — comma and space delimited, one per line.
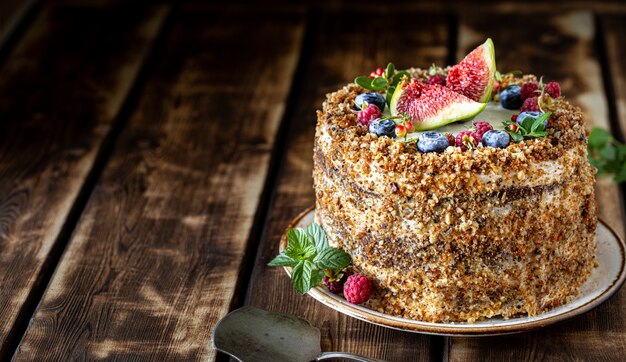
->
212, 306, 386, 362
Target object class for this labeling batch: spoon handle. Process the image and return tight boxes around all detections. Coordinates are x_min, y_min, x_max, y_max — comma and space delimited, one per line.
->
316, 351, 387, 362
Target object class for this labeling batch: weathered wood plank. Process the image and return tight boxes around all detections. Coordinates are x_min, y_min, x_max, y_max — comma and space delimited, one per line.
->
13, 6, 305, 361
448, 11, 626, 361
244, 10, 450, 361
0, 3, 168, 357
604, 15, 626, 136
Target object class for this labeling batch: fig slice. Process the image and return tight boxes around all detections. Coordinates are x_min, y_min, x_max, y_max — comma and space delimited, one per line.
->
446, 38, 496, 103
390, 79, 486, 131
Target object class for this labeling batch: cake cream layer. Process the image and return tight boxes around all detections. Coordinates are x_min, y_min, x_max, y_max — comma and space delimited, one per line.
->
313, 77, 597, 323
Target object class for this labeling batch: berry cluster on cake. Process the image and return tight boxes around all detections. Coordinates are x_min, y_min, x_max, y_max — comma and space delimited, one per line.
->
313, 39, 597, 322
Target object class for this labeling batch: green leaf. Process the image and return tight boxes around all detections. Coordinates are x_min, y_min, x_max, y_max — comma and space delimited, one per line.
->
371, 77, 388, 90
530, 131, 547, 137
268, 253, 299, 267
385, 63, 395, 79
314, 247, 352, 269
355, 76, 374, 90
392, 71, 410, 85
306, 223, 329, 252
287, 227, 309, 249
600, 145, 616, 161
588, 128, 612, 149
521, 116, 535, 134
386, 86, 395, 106
291, 260, 317, 294
531, 112, 550, 132
291, 261, 306, 293
509, 132, 524, 143
495, 70, 502, 82
311, 270, 324, 289
301, 244, 317, 260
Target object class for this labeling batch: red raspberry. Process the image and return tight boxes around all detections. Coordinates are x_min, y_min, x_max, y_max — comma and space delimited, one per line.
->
520, 82, 539, 100
493, 79, 501, 93
323, 273, 349, 294
343, 274, 372, 304
427, 74, 446, 86
545, 82, 561, 98
511, 114, 518, 122
368, 67, 385, 79
474, 122, 493, 139
357, 104, 382, 126
445, 132, 455, 146
455, 130, 480, 151
520, 96, 540, 112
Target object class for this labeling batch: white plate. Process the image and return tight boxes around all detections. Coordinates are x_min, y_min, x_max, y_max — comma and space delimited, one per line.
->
280, 207, 626, 336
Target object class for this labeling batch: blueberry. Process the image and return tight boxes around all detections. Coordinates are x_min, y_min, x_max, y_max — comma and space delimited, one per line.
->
355, 92, 386, 111
500, 85, 523, 110
369, 118, 396, 138
482, 130, 510, 149
417, 131, 449, 153
516, 111, 545, 128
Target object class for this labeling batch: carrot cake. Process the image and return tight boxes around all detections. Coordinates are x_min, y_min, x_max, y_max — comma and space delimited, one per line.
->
313, 39, 597, 322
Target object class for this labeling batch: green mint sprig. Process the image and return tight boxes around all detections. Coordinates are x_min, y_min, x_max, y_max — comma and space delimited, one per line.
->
503, 112, 551, 142
268, 223, 351, 294
354, 63, 411, 106
588, 128, 626, 183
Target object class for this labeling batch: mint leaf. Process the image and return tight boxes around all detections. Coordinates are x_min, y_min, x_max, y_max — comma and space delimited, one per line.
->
306, 223, 328, 252
287, 228, 308, 250
589, 128, 612, 149
314, 247, 351, 270
268, 253, 298, 267
291, 261, 306, 293
291, 260, 317, 294
301, 245, 317, 260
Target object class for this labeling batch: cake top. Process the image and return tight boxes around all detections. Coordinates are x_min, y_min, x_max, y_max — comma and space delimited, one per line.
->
330, 38, 585, 157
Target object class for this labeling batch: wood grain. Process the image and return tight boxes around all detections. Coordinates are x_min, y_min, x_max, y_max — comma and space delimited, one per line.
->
603, 15, 626, 136
13, 5, 305, 361
448, 10, 626, 361
0, 3, 168, 356
243, 10, 450, 362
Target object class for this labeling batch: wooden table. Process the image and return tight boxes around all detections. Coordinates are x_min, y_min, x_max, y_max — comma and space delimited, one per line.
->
1, 1, 626, 360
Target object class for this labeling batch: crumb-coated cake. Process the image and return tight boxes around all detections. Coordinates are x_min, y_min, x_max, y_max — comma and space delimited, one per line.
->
313, 40, 597, 322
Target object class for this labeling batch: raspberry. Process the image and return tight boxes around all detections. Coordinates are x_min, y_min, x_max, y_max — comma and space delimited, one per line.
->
545, 82, 561, 98
474, 121, 493, 139
357, 104, 382, 126
455, 130, 480, 151
323, 273, 349, 294
368, 67, 385, 79
343, 274, 372, 304
445, 132, 456, 146
520, 96, 540, 112
520, 82, 539, 100
493, 79, 501, 93
427, 74, 446, 86
511, 114, 518, 122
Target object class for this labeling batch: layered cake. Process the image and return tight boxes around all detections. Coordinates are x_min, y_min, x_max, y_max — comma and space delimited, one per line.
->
313, 39, 597, 322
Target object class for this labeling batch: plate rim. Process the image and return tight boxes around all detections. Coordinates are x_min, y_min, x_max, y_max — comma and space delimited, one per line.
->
279, 206, 626, 336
